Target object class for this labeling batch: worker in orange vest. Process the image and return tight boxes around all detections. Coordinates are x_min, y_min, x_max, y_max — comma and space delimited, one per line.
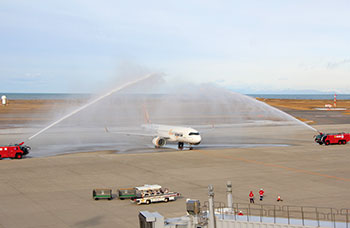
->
259, 188, 264, 201
277, 195, 283, 202
249, 191, 254, 203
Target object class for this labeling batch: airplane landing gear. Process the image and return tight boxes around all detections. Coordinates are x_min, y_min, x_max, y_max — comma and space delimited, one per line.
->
178, 142, 184, 150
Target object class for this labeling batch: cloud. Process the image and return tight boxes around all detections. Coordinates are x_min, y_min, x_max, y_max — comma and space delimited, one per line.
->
9, 73, 43, 82
326, 59, 350, 69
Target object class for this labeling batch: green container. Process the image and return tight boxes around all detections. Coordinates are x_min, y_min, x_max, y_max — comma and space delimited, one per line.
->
93, 189, 113, 200
117, 188, 138, 199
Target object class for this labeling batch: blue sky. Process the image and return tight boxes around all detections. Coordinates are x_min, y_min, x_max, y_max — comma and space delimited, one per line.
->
1, 0, 350, 93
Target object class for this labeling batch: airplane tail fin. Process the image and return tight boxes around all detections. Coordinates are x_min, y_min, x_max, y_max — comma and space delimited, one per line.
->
143, 104, 151, 124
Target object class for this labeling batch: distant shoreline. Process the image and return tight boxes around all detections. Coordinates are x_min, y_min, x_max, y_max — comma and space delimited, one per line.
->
248, 94, 350, 100
1, 93, 350, 100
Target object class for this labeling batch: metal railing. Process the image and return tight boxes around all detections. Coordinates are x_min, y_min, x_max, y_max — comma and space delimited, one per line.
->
202, 201, 350, 228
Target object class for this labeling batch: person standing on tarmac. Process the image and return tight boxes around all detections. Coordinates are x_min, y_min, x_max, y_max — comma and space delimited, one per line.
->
249, 191, 254, 203
277, 195, 283, 202
259, 188, 264, 201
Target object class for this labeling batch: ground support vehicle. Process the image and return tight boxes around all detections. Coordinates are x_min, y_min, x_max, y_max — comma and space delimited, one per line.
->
315, 132, 350, 145
135, 184, 163, 196
0, 142, 30, 159
117, 188, 138, 200
117, 184, 162, 200
117, 184, 164, 200
134, 192, 180, 205
92, 189, 113, 200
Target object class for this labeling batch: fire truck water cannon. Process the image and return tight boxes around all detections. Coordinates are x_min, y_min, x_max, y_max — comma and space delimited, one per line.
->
0, 142, 31, 159
314, 132, 350, 146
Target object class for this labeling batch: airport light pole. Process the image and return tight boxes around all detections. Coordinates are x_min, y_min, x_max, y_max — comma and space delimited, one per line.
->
208, 185, 217, 228
226, 181, 233, 211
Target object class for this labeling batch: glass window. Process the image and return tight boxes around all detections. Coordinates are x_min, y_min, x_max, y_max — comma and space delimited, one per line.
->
189, 132, 200, 136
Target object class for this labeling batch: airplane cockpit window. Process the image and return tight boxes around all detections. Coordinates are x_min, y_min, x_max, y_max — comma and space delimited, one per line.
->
189, 132, 200, 136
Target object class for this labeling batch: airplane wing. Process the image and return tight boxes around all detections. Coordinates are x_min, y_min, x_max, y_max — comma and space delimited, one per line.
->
104, 127, 160, 138
106, 131, 171, 140
108, 131, 156, 137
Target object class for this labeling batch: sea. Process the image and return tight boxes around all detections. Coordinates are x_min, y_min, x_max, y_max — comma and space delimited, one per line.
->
1, 93, 350, 100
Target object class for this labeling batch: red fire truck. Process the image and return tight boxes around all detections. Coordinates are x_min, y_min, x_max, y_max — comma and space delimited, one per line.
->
0, 142, 30, 159
315, 132, 350, 145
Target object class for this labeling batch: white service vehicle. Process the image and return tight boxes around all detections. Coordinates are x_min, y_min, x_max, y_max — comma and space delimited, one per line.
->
135, 184, 163, 197
135, 192, 180, 205
132, 184, 180, 205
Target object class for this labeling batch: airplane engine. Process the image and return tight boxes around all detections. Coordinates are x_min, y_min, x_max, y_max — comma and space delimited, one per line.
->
152, 137, 166, 148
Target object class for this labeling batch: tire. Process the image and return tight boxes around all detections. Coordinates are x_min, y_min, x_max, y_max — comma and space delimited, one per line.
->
178, 142, 184, 150
95, 198, 99, 201
339, 141, 342, 145
15, 153, 22, 159
108, 198, 112, 200
325, 141, 330, 145
164, 198, 169, 203
146, 200, 151, 205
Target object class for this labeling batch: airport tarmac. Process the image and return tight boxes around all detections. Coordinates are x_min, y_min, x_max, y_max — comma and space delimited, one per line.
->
0, 123, 349, 227
0, 99, 349, 227
280, 107, 350, 125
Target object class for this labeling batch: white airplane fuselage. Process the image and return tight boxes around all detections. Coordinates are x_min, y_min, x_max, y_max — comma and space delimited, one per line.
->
143, 124, 201, 146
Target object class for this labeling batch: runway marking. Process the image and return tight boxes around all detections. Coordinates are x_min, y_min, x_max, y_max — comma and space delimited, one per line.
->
198, 150, 350, 182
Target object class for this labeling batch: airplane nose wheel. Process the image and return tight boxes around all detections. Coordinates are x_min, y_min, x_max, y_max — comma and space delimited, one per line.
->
178, 142, 184, 150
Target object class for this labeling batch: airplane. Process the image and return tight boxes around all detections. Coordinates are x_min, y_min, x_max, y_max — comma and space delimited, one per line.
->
143, 123, 201, 150
105, 123, 201, 150
105, 106, 202, 150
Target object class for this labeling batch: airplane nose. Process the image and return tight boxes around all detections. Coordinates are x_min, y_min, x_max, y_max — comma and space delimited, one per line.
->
193, 136, 201, 145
